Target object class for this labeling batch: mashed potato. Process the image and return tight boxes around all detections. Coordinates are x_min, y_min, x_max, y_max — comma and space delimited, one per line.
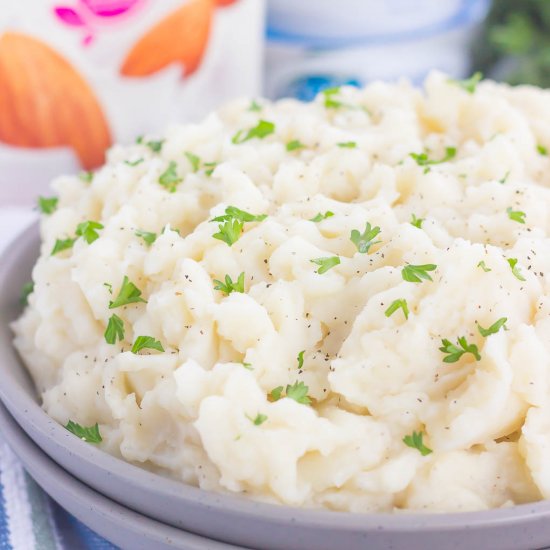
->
13, 72, 550, 512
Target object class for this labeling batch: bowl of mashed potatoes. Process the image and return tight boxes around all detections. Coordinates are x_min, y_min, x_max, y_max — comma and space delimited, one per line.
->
3, 72, 550, 549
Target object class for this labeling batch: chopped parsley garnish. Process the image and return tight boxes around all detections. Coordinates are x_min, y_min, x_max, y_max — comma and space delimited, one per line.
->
247, 413, 267, 426
104, 314, 124, 344
410, 147, 456, 172
37, 196, 58, 215
146, 139, 164, 153
124, 158, 144, 166
286, 140, 305, 152
75, 220, 103, 244
158, 161, 182, 193
210, 207, 267, 246
65, 421, 102, 443
499, 171, 510, 184
103, 282, 113, 294
20, 282, 34, 306
213, 219, 244, 247
310, 256, 340, 274
350, 222, 381, 253
337, 141, 357, 148
506, 207, 526, 224
450, 72, 483, 94
477, 260, 492, 272
232, 120, 275, 144
310, 211, 334, 222
401, 264, 437, 283
109, 276, 147, 309
439, 337, 481, 363
507, 258, 526, 281
242, 362, 253, 370
51, 238, 75, 256
131, 335, 164, 354
135, 135, 143, 144
248, 99, 262, 112
285, 381, 311, 404
213, 272, 245, 295
410, 213, 424, 229
403, 431, 432, 456
477, 317, 507, 337
204, 162, 217, 176
322, 87, 345, 109
537, 144, 548, 156
79, 171, 94, 183
184, 152, 200, 172
297, 350, 305, 369
269, 381, 311, 405
211, 206, 267, 223
385, 299, 409, 320
135, 229, 157, 246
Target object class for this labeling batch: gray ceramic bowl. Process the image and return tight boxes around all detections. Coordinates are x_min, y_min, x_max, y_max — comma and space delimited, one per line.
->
2, 224, 550, 550
0, 400, 241, 550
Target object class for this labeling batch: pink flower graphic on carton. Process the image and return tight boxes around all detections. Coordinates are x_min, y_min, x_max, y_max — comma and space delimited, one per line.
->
54, 0, 145, 45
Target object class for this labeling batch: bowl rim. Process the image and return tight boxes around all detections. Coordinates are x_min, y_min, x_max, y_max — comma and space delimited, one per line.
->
2, 222, 550, 534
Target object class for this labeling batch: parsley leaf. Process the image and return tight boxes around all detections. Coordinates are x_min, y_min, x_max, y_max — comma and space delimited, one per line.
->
79, 171, 94, 183
310, 211, 334, 222
477, 317, 508, 337
211, 206, 267, 223
185, 152, 200, 173
410, 147, 456, 172
410, 213, 424, 229
135, 229, 157, 246
450, 72, 483, 94
403, 431, 432, 456
248, 100, 262, 112
350, 222, 381, 253
477, 260, 492, 272
247, 413, 268, 426
310, 256, 340, 274
242, 362, 253, 370
51, 238, 75, 256
401, 264, 437, 283
537, 144, 548, 156
124, 158, 144, 166
322, 87, 344, 109
269, 386, 284, 401
37, 196, 58, 215
104, 314, 124, 344
337, 141, 357, 148
507, 258, 526, 281
131, 335, 164, 354
20, 282, 34, 306
285, 381, 311, 405
286, 140, 305, 152
158, 161, 182, 193
439, 336, 481, 363
109, 276, 147, 309
75, 220, 103, 244
213, 219, 244, 246
506, 207, 526, 224
297, 350, 305, 369
213, 272, 245, 295
204, 162, 217, 176
65, 421, 102, 443
146, 140, 164, 153
232, 120, 275, 144
385, 299, 409, 320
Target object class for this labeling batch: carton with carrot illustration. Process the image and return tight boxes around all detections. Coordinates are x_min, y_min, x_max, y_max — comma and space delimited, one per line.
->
0, 0, 264, 204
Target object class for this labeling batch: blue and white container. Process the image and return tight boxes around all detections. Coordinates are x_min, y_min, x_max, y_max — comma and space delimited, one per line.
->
265, 0, 491, 99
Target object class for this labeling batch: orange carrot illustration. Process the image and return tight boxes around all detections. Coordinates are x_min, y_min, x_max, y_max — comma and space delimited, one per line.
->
0, 32, 111, 169
120, 0, 214, 78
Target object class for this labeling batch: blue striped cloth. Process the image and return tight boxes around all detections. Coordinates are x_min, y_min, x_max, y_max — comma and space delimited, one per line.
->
0, 441, 116, 550
0, 208, 117, 549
